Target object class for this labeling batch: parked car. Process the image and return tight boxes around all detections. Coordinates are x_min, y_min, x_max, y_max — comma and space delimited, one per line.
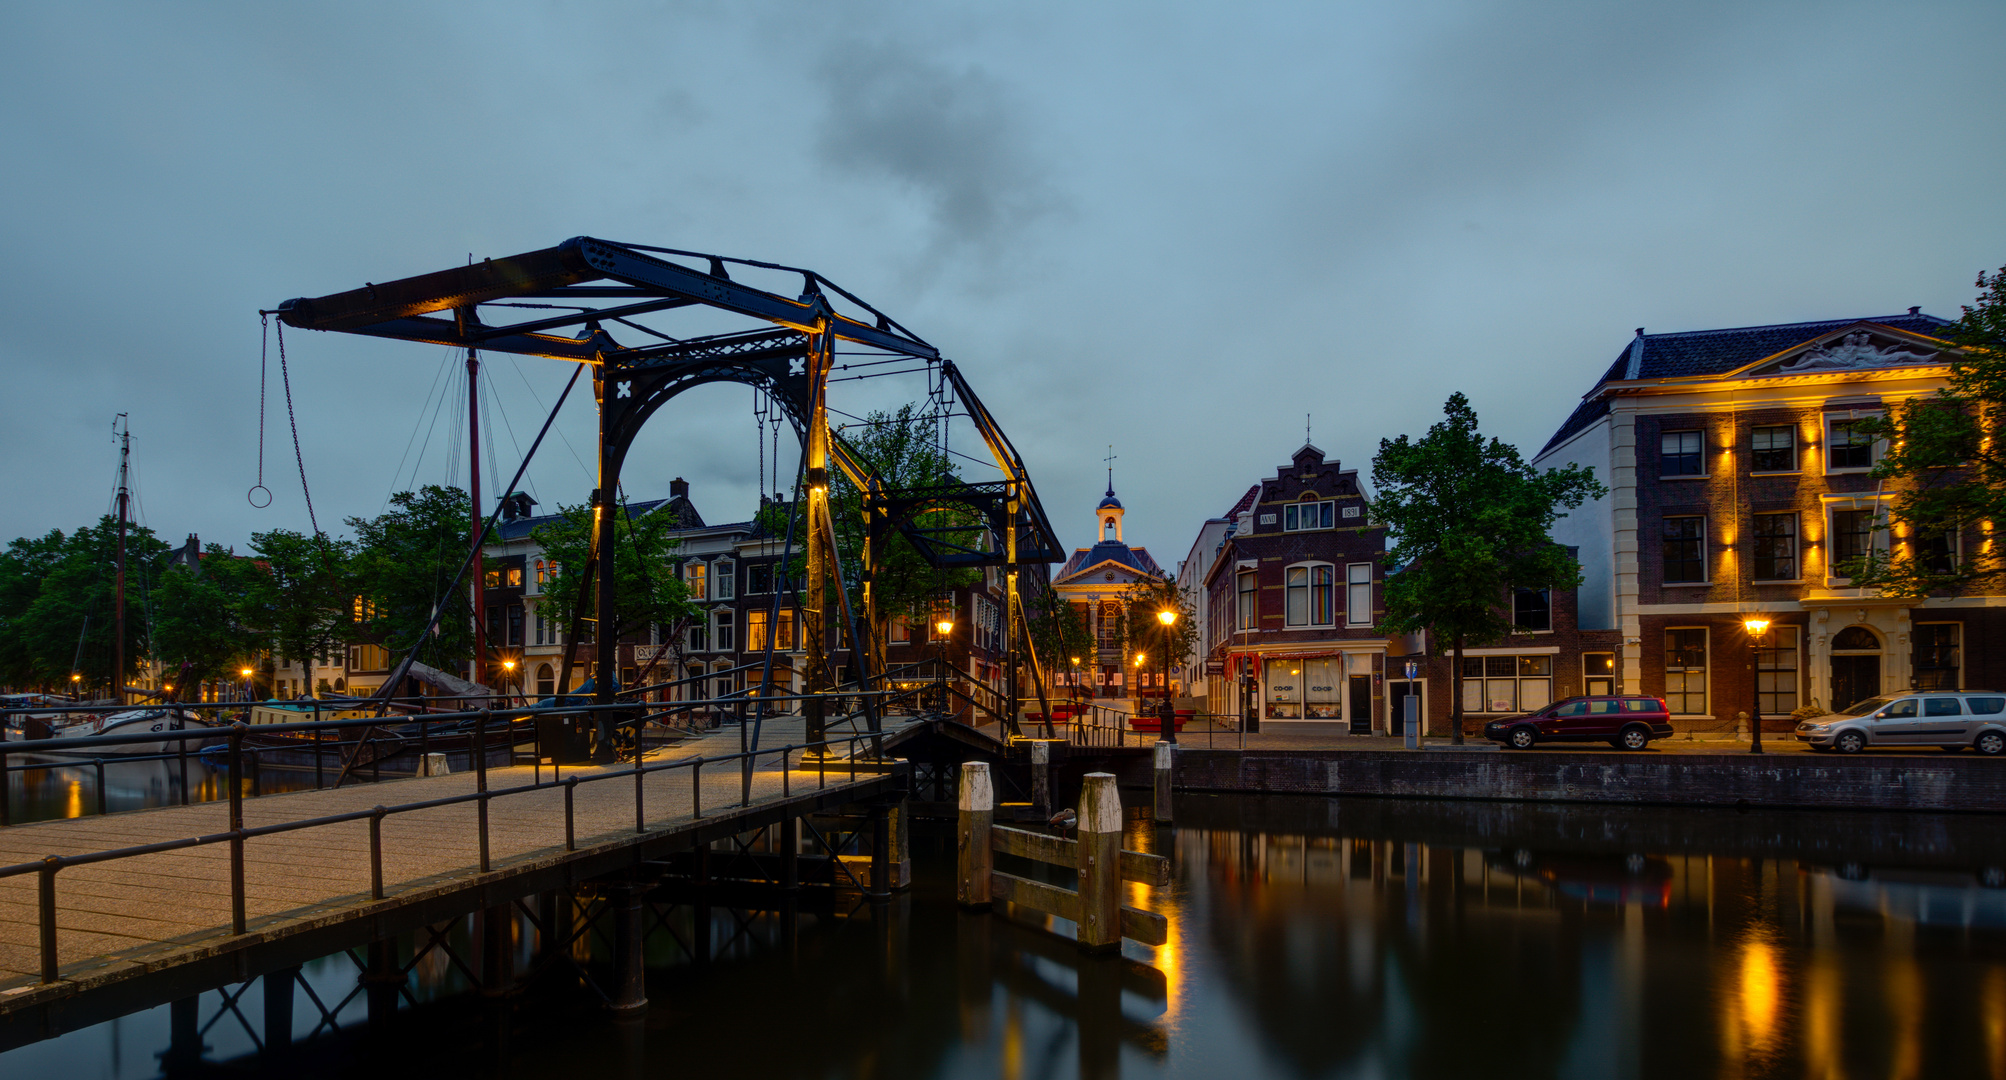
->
1484, 696, 1674, 750
1794, 691, 2006, 755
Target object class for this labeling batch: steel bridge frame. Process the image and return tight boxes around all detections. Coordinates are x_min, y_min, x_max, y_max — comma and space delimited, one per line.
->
277, 237, 1063, 744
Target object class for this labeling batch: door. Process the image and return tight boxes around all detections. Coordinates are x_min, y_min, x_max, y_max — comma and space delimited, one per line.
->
1831, 655, 1880, 712
1871, 696, 1921, 744
1348, 675, 1374, 734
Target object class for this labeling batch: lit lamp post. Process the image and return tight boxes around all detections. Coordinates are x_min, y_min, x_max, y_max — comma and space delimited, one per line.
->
1743, 615, 1770, 754
69, 672, 82, 701
1157, 608, 1179, 744
935, 616, 955, 716
241, 667, 256, 703
502, 659, 518, 706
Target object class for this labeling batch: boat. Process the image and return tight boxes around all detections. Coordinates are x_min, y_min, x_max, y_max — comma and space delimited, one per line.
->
27, 707, 224, 756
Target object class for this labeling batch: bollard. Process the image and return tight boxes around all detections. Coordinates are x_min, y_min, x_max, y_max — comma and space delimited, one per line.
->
1075, 773, 1123, 953
607, 881, 648, 1017
421, 752, 450, 777
1153, 741, 1174, 823
1030, 741, 1051, 816
956, 762, 993, 908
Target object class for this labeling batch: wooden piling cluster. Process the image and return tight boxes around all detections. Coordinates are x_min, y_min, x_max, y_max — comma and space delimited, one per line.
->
956, 762, 1168, 952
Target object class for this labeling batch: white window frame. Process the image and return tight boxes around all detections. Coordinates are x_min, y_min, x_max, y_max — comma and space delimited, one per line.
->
713, 609, 735, 652
714, 560, 735, 599
1283, 500, 1336, 533
1236, 570, 1259, 631
1824, 414, 1882, 474
1825, 501, 1888, 584
1749, 425, 1799, 474
1283, 561, 1336, 628
1660, 430, 1706, 478
687, 617, 709, 653
1663, 627, 1709, 717
684, 561, 709, 601
1345, 563, 1373, 627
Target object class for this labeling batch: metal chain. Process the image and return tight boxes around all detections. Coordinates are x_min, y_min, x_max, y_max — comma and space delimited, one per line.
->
273, 321, 321, 534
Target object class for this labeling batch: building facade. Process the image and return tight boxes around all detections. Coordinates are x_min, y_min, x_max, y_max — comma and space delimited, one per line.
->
1050, 485, 1171, 702
1533, 311, 1987, 731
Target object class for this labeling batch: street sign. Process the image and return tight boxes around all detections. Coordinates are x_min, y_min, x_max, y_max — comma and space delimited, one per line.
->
1205, 658, 1226, 676
1403, 660, 1419, 680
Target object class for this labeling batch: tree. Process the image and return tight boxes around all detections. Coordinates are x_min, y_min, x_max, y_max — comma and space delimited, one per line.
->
1840, 266, 2006, 595
1025, 578, 1093, 690
1371, 393, 1606, 743
245, 529, 353, 699
0, 519, 167, 694
1122, 574, 1199, 697
829, 405, 983, 654
532, 498, 695, 686
347, 486, 475, 677
153, 547, 267, 698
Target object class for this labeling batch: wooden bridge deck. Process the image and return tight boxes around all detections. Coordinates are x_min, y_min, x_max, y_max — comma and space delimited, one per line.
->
0, 718, 918, 1034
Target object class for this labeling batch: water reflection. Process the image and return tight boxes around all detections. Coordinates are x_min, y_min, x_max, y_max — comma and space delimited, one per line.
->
2, 794, 2004, 1078
5, 756, 322, 823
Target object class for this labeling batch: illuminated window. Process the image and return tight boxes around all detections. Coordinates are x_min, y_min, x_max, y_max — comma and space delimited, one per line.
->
1460, 655, 1551, 714
684, 561, 708, 600
1583, 651, 1616, 695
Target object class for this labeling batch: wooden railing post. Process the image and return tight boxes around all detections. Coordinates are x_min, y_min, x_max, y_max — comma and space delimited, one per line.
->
1075, 772, 1122, 953
1153, 741, 1174, 823
956, 761, 993, 908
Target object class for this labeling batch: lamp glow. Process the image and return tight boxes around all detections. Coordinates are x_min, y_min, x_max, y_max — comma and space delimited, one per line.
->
936, 617, 954, 636
1157, 608, 1177, 627
1743, 616, 1771, 636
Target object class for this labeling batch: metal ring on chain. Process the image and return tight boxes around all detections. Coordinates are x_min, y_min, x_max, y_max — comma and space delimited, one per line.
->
247, 485, 273, 509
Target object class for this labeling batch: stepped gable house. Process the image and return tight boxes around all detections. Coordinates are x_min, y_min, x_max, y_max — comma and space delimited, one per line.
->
1532, 310, 1986, 731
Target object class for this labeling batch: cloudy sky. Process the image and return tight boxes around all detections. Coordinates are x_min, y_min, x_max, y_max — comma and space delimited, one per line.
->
4, 1, 2003, 571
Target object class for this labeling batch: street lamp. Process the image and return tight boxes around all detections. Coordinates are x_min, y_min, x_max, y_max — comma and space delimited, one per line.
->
1743, 615, 1770, 754
241, 667, 256, 703
502, 658, 518, 707
1156, 608, 1179, 744
934, 616, 955, 715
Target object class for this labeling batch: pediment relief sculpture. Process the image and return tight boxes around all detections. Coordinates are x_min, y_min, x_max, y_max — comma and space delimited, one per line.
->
1776, 331, 1940, 373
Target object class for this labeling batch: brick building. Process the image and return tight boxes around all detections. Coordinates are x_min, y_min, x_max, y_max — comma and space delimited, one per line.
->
1532, 311, 1982, 733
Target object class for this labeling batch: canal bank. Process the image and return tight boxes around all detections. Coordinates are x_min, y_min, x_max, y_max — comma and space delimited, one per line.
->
1168, 747, 2006, 812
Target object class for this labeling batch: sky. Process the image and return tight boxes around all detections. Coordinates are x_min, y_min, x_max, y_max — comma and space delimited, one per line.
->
3, 0, 2004, 574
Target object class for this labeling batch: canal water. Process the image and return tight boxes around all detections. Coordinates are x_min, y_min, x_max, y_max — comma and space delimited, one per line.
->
3, 786, 2004, 1078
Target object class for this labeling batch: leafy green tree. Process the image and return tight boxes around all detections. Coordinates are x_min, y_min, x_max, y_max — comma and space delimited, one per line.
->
245, 529, 353, 698
830, 405, 984, 653
152, 546, 266, 698
347, 486, 474, 676
1841, 266, 2006, 595
0, 519, 166, 694
532, 499, 695, 682
1025, 578, 1093, 688
1371, 393, 1606, 743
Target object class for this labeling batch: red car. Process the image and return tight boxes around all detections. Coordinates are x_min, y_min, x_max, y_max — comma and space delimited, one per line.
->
1484, 696, 1674, 750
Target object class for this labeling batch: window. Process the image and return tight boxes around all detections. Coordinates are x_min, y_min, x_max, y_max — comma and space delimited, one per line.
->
1661, 431, 1704, 476
534, 613, 547, 646
1918, 527, 1959, 574
746, 609, 794, 652
506, 566, 523, 587
1285, 564, 1335, 626
1752, 513, 1797, 580
1346, 564, 1373, 626
1512, 588, 1551, 631
687, 619, 709, 652
349, 643, 391, 672
1912, 623, 1960, 690
507, 604, 524, 647
1664, 629, 1707, 715
747, 564, 773, 594
1583, 651, 1616, 696
484, 569, 501, 588
1756, 626, 1798, 715
714, 562, 735, 599
888, 614, 912, 644
1832, 508, 1877, 565
1751, 426, 1797, 472
1283, 500, 1335, 532
1099, 601, 1122, 647
1265, 659, 1302, 719
684, 561, 708, 601
1663, 517, 1706, 583
1236, 571, 1258, 631
713, 610, 735, 652
1459, 654, 1551, 713
1302, 659, 1342, 719
1828, 419, 1875, 470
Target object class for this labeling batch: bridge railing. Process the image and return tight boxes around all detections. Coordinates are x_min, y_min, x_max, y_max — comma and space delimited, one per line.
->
0, 697, 902, 988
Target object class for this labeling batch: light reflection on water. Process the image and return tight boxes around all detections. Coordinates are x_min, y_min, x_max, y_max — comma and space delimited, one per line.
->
0, 792, 2003, 1078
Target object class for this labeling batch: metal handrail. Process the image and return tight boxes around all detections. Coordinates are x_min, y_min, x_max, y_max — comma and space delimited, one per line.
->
0, 719, 898, 986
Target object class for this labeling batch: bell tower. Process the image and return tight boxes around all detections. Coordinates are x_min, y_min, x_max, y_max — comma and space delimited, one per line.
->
1097, 487, 1124, 543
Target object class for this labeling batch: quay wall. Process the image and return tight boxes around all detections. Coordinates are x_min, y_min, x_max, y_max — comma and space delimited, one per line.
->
1171, 749, 2006, 814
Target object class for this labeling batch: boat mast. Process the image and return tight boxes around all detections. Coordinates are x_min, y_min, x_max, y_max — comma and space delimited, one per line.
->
467, 346, 486, 700
113, 413, 130, 708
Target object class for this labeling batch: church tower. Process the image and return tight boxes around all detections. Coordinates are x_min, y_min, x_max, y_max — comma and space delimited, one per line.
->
1097, 485, 1124, 544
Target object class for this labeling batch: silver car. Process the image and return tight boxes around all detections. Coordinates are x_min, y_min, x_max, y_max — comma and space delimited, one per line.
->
1795, 691, 2006, 755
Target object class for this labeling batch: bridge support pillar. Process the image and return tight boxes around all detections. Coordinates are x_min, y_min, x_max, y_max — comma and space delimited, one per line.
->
262, 965, 299, 1055
481, 904, 514, 996
780, 816, 799, 892
160, 995, 205, 1074
607, 882, 648, 1018
539, 889, 572, 964
868, 801, 893, 900
361, 939, 404, 1035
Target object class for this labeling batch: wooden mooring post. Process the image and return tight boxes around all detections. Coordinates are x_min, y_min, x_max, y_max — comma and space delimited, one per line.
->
957, 766, 1169, 953
1153, 741, 1173, 824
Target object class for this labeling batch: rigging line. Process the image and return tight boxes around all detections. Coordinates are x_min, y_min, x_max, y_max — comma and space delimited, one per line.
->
481, 365, 503, 514
272, 322, 322, 534
828, 368, 936, 384
385, 349, 457, 514
486, 361, 532, 502
502, 354, 594, 483
611, 317, 679, 343
367, 364, 584, 708
403, 354, 457, 497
